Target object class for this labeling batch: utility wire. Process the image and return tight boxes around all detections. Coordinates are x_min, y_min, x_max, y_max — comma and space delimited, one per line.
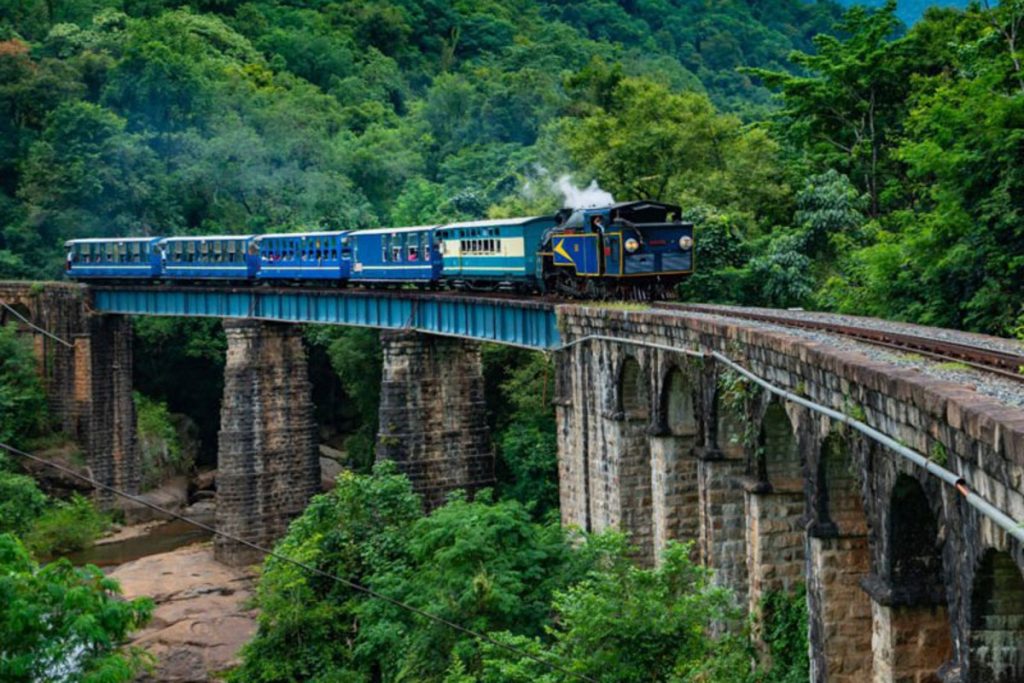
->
0, 302, 75, 348
0, 441, 596, 683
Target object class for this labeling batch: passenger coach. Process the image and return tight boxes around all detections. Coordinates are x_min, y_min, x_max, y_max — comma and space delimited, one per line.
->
256, 232, 351, 281
65, 237, 163, 279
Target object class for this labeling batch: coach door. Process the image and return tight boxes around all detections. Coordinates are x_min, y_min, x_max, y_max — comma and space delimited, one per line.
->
604, 233, 621, 276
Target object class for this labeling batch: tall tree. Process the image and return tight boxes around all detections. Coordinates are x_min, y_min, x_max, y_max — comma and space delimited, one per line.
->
750, 0, 907, 215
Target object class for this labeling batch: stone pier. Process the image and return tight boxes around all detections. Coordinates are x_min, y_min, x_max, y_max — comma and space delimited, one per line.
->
215, 320, 320, 566
375, 331, 494, 509
75, 314, 140, 505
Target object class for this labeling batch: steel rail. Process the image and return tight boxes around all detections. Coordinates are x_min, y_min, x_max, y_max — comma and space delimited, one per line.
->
660, 303, 1024, 383
553, 334, 1024, 545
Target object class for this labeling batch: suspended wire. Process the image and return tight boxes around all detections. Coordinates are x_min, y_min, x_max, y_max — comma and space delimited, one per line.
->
0, 441, 596, 683
0, 302, 75, 348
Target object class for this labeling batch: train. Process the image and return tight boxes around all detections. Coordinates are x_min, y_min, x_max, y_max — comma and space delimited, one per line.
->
65, 200, 694, 299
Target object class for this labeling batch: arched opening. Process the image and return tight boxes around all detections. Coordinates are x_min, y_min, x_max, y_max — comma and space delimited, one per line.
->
760, 401, 800, 487
0, 301, 33, 331
818, 432, 867, 536
661, 367, 697, 437
619, 356, 649, 420
871, 474, 952, 682
616, 356, 653, 563
969, 550, 1024, 683
715, 389, 746, 460
890, 475, 943, 592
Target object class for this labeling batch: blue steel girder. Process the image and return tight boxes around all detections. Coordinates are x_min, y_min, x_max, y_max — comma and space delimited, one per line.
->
89, 286, 561, 350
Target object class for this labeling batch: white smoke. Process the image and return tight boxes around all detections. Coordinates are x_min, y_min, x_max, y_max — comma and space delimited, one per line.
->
553, 176, 615, 209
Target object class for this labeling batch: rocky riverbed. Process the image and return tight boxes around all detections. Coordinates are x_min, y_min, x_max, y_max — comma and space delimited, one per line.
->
110, 543, 258, 682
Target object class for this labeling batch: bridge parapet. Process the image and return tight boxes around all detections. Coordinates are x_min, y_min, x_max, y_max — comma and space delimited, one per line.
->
553, 303, 1024, 683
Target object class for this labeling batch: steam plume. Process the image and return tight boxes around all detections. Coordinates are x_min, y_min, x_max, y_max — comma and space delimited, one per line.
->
554, 176, 615, 209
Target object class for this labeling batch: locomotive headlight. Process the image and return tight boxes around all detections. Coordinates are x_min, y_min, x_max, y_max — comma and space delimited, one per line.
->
678, 236, 694, 250
624, 238, 640, 253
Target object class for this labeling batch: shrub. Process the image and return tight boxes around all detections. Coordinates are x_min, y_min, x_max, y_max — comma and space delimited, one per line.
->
0, 470, 47, 537
759, 585, 810, 683
23, 494, 110, 557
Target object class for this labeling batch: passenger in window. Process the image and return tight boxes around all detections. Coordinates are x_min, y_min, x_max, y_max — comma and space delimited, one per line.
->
408, 247, 418, 261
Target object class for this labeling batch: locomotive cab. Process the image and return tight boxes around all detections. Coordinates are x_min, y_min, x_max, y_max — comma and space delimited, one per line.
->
542, 200, 693, 299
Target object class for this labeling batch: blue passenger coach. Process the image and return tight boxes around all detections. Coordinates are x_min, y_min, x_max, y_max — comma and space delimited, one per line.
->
65, 237, 163, 279
349, 226, 440, 284
256, 231, 351, 281
436, 216, 556, 290
160, 235, 259, 280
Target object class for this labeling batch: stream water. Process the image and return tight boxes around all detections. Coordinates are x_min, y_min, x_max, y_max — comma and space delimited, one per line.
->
62, 519, 212, 568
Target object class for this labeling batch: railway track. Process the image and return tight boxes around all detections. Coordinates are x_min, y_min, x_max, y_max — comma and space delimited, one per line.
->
660, 303, 1024, 383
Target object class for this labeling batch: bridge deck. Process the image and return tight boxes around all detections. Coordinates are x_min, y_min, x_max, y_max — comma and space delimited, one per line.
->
90, 286, 561, 350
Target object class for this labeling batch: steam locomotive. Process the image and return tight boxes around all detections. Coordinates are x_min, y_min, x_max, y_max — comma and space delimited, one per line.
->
65, 200, 694, 299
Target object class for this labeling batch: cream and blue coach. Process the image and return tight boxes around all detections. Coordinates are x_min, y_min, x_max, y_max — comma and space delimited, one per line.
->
435, 216, 556, 291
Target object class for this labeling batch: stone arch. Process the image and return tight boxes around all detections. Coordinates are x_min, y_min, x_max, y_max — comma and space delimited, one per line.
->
659, 365, 698, 437
759, 400, 801, 488
816, 430, 868, 537
618, 355, 649, 420
0, 301, 34, 331
715, 383, 746, 460
968, 549, 1024, 682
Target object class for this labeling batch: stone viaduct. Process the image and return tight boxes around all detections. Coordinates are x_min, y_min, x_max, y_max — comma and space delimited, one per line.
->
2, 281, 1022, 683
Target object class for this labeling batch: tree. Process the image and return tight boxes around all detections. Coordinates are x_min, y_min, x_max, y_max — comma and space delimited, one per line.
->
556, 76, 788, 224
750, 1, 908, 215
450, 539, 751, 683
0, 533, 153, 682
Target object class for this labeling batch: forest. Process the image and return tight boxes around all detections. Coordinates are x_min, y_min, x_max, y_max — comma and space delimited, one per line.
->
1, 0, 1023, 680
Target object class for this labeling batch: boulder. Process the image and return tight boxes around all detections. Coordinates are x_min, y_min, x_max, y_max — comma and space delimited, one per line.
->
110, 543, 258, 682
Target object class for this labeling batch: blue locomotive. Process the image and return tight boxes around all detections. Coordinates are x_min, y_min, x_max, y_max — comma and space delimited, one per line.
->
65, 200, 693, 299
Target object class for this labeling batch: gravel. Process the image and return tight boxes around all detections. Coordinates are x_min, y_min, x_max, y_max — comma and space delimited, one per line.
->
655, 307, 1024, 409
675, 303, 1024, 357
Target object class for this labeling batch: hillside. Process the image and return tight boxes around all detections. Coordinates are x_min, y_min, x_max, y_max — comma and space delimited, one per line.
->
836, 0, 970, 24
0, 0, 844, 278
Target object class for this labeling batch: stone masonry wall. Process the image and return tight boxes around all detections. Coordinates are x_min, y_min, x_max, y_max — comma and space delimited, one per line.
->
376, 331, 494, 509
555, 304, 1024, 681
0, 282, 90, 436
216, 320, 319, 566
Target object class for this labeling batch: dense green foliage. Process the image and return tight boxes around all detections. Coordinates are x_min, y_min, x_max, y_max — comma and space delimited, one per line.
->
0, 0, 842, 278
0, 469, 48, 537
134, 391, 187, 489
482, 346, 559, 517
232, 465, 759, 683
0, 533, 152, 682
759, 586, 810, 683
132, 317, 225, 463
0, 323, 47, 447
